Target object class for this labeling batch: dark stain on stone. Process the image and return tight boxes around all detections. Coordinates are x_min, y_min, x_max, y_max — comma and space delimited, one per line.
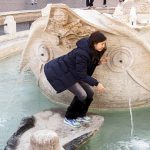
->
63, 132, 93, 150
4, 116, 35, 150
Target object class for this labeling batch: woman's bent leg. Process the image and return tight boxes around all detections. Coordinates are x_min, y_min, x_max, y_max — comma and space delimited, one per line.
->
68, 82, 87, 102
79, 82, 94, 117
65, 83, 87, 119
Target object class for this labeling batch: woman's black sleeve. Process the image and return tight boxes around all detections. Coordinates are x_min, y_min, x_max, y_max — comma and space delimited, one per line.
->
75, 54, 99, 86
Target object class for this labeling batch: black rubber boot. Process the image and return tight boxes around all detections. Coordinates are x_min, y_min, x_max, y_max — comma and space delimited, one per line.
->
79, 97, 93, 117
65, 96, 85, 119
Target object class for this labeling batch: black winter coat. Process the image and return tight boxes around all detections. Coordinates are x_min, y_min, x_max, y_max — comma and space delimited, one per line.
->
44, 38, 106, 93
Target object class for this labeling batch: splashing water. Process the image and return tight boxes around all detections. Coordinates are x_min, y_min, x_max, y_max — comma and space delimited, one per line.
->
114, 64, 150, 150
117, 137, 150, 150
129, 97, 134, 137
124, 66, 134, 137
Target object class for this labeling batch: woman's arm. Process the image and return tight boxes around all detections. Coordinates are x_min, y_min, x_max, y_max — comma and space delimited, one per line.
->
75, 54, 99, 86
100, 56, 110, 64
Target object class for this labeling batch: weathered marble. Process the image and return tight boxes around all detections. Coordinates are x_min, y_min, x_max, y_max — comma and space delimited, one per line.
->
0, 31, 28, 60
113, 0, 150, 26
20, 3, 150, 108
5, 109, 104, 150
0, 10, 41, 26
30, 130, 64, 150
4, 16, 16, 34
4, 116, 35, 150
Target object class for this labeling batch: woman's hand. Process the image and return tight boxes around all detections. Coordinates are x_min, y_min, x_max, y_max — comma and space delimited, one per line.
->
96, 83, 105, 93
100, 56, 110, 64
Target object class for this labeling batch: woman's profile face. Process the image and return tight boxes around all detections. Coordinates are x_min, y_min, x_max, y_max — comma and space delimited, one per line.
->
94, 41, 106, 52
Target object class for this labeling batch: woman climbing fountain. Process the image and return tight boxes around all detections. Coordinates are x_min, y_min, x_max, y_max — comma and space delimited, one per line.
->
44, 31, 109, 128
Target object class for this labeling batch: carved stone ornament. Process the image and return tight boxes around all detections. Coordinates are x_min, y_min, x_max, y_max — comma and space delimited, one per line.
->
113, 0, 150, 25
20, 4, 150, 108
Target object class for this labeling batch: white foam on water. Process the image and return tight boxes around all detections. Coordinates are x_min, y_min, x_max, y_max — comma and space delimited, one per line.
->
129, 139, 150, 150
0, 118, 7, 127
117, 137, 150, 150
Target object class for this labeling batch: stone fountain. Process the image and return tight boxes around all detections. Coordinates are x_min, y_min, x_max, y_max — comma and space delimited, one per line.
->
20, 1, 150, 109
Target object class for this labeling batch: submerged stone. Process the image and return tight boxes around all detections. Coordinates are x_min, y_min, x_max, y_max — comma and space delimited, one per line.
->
4, 116, 35, 150
5, 109, 104, 150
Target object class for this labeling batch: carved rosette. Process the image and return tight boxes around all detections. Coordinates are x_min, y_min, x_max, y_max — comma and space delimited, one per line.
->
107, 47, 134, 72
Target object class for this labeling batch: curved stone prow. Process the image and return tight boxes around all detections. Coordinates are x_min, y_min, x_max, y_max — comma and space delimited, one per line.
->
20, 3, 150, 108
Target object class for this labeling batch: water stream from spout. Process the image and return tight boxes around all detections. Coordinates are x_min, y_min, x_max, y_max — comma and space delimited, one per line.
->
123, 62, 134, 137
115, 57, 150, 149
128, 96, 134, 137
125, 68, 134, 137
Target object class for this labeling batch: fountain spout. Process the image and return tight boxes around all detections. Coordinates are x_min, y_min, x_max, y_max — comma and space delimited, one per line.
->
129, 6, 137, 27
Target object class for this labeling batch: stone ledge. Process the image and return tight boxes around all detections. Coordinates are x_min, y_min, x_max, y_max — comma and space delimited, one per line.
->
0, 10, 41, 25
0, 31, 29, 60
5, 108, 104, 150
0, 7, 115, 26
0, 30, 29, 43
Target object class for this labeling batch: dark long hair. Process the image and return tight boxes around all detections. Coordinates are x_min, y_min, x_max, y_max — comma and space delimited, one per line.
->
89, 31, 107, 49
87, 31, 107, 76
88, 31, 107, 62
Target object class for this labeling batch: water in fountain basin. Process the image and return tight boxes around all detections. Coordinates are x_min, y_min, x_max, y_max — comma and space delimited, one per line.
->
119, 68, 149, 149
117, 137, 150, 150
0, 53, 57, 149
80, 61, 150, 150
1, 53, 150, 150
